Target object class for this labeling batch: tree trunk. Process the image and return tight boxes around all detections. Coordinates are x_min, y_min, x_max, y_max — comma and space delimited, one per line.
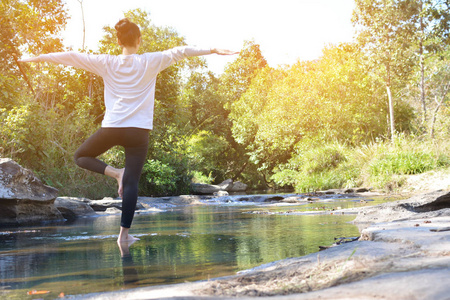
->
419, 48, 426, 125
419, 12, 427, 127
430, 83, 450, 138
78, 0, 85, 50
430, 96, 440, 138
386, 85, 395, 141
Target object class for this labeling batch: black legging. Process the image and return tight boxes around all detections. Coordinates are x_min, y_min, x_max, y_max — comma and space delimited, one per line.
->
74, 127, 149, 228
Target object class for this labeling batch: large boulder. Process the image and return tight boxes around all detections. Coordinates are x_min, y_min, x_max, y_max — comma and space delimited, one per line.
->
0, 158, 62, 226
54, 197, 96, 221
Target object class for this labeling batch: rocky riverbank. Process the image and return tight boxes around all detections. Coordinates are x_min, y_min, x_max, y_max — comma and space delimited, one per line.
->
0, 158, 379, 225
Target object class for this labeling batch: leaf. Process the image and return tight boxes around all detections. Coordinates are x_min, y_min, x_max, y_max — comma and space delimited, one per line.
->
27, 290, 50, 295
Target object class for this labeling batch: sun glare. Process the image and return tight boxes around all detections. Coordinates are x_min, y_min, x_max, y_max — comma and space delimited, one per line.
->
62, 0, 355, 73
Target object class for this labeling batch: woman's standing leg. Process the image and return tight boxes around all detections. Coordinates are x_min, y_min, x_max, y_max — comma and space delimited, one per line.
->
117, 128, 149, 243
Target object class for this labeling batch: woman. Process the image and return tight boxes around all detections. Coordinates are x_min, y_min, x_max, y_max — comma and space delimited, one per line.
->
21, 18, 238, 243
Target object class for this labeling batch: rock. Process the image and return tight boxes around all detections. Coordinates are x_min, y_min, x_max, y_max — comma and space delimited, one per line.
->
322, 187, 372, 195
318, 190, 337, 194
353, 190, 450, 224
88, 198, 122, 211
281, 196, 303, 203
264, 196, 285, 202
0, 158, 58, 201
214, 191, 229, 196
229, 181, 248, 192
104, 207, 122, 214
191, 183, 223, 195
54, 197, 96, 221
360, 216, 450, 253
169, 195, 204, 205
218, 179, 233, 190
88, 197, 144, 211
0, 158, 62, 225
413, 192, 450, 212
191, 179, 247, 195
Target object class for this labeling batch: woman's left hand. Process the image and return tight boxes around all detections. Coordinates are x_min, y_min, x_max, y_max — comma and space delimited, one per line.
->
211, 48, 240, 55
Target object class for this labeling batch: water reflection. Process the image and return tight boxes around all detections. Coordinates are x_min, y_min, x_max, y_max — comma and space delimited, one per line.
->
118, 240, 140, 288
0, 201, 368, 299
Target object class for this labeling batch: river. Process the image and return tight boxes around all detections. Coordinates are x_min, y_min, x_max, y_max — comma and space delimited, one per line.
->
0, 193, 393, 299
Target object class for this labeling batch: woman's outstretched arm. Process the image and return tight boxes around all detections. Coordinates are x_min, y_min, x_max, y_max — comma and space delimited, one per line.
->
19, 52, 106, 76
19, 56, 42, 63
211, 48, 240, 55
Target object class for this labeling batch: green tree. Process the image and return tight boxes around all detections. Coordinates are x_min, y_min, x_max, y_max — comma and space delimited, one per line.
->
213, 41, 268, 182
229, 66, 286, 179
220, 40, 268, 105
0, 0, 68, 108
230, 43, 405, 186
185, 130, 230, 182
181, 71, 228, 136
180, 71, 235, 182
353, 0, 418, 140
408, 0, 450, 131
419, 48, 450, 138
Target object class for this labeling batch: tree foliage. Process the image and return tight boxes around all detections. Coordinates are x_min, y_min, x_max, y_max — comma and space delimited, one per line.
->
220, 40, 268, 105
0, 1, 447, 196
230, 43, 409, 177
353, 0, 450, 136
0, 0, 68, 108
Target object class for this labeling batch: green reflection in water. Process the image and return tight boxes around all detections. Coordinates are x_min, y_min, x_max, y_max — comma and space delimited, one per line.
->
0, 203, 363, 299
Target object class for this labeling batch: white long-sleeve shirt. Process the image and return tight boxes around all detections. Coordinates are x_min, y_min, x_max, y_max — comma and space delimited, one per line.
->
32, 47, 212, 129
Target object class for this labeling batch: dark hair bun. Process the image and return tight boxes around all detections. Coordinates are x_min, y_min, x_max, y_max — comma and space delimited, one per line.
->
115, 18, 141, 47
114, 18, 129, 31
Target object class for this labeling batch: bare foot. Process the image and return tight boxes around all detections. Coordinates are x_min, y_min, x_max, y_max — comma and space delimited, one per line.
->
117, 234, 140, 243
117, 226, 140, 244
104, 166, 125, 198
117, 238, 137, 257
117, 168, 124, 198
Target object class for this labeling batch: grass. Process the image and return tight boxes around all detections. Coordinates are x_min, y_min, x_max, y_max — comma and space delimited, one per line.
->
363, 135, 450, 191
273, 135, 450, 193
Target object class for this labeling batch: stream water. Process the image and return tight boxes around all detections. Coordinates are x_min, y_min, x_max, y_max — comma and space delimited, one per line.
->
0, 194, 396, 299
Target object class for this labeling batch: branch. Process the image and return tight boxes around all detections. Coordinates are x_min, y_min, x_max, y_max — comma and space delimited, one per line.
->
12, 53, 36, 97
435, 82, 450, 105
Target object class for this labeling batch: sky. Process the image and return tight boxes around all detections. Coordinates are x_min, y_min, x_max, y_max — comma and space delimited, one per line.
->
62, 0, 357, 74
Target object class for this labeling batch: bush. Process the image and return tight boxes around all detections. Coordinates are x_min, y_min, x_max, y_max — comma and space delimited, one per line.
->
271, 142, 357, 192
140, 153, 192, 196
190, 170, 214, 184
302, 144, 348, 174
185, 130, 230, 183
141, 159, 177, 196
